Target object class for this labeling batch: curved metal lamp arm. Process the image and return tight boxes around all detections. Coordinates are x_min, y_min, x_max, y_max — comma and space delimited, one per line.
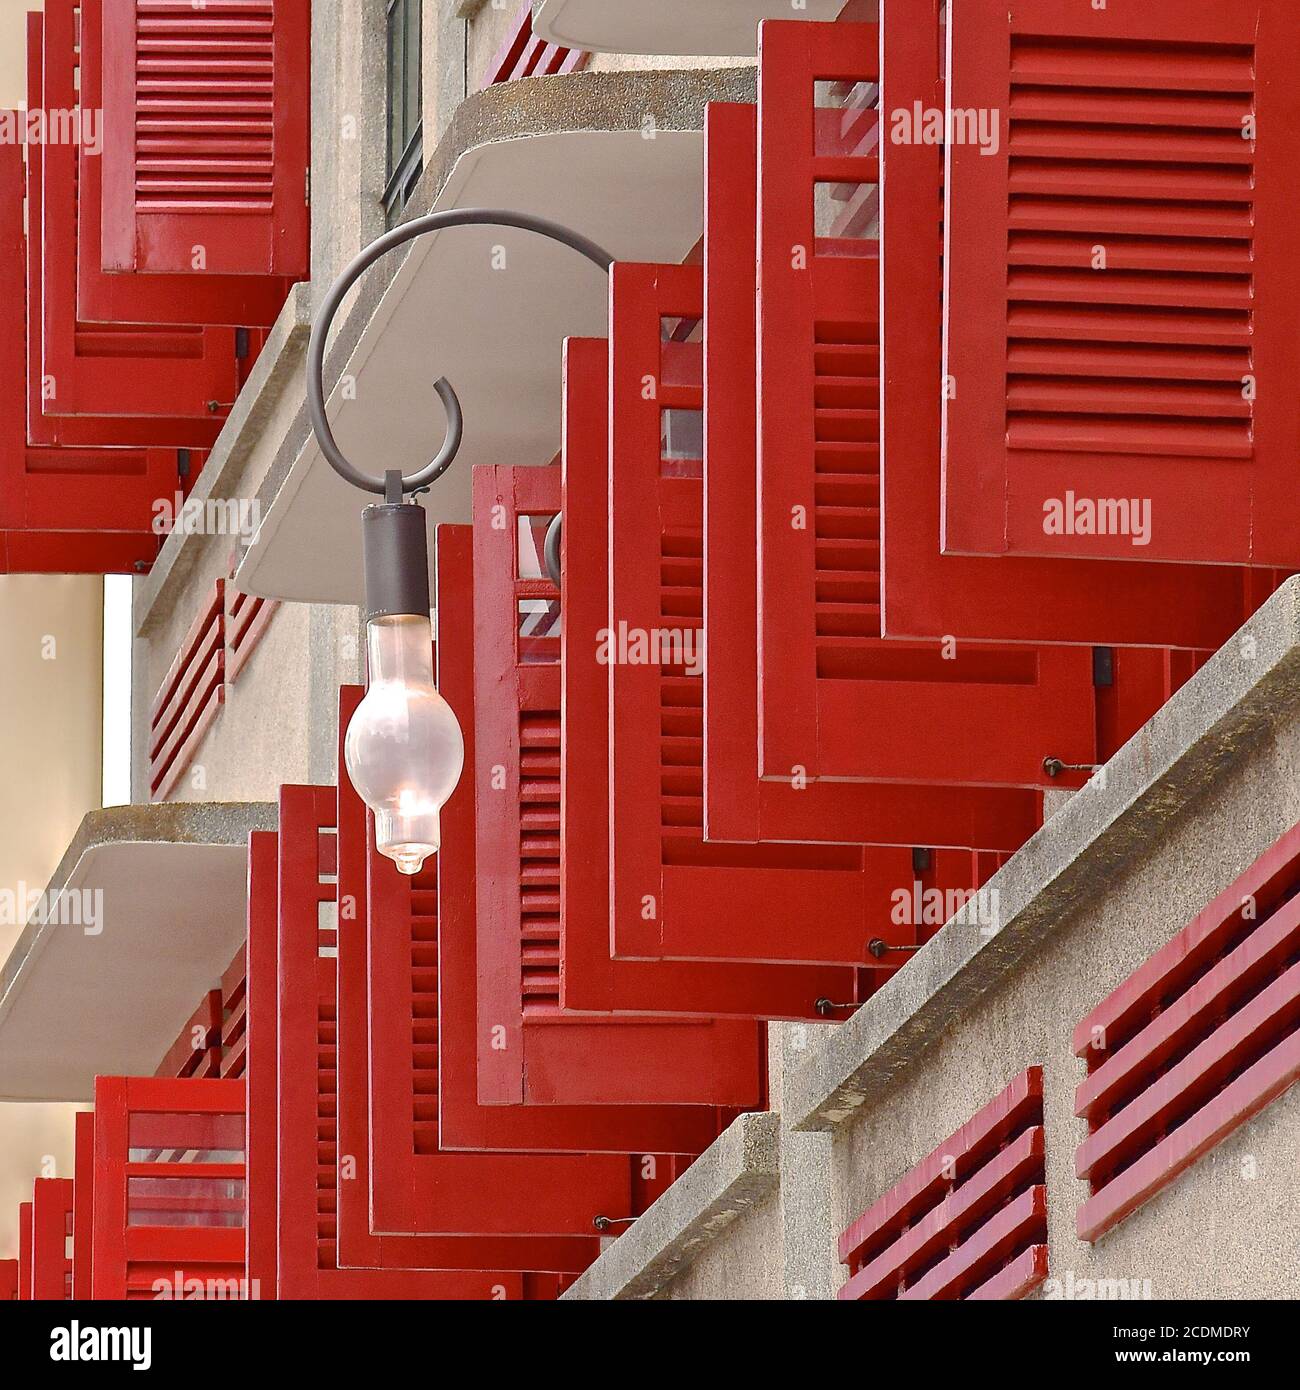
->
307, 208, 616, 497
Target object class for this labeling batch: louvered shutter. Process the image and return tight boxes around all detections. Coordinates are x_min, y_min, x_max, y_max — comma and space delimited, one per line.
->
101, 0, 310, 278
877, 0, 1285, 649
606, 259, 998, 968
274, 789, 611, 1268
29, 1179, 73, 1300
704, 101, 1041, 851
0, 1260, 17, 1301
560, 336, 862, 1017
469, 468, 780, 1081
0, 131, 185, 572
78, 0, 294, 327
34, 6, 239, 439
942, 0, 1300, 568
756, 20, 1105, 789
90, 1076, 246, 1300
337, 690, 680, 1275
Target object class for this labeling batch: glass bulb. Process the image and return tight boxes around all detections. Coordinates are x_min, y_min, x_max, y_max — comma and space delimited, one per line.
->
345, 614, 464, 876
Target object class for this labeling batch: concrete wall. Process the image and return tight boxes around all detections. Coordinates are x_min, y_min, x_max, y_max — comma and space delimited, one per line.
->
568, 579, 1300, 1300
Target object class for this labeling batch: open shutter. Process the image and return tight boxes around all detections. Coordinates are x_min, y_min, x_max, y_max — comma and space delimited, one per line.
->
273, 787, 608, 1275
91, 1076, 246, 1300
101, 0, 310, 279
77, 0, 294, 328
755, 20, 1105, 788
0, 130, 187, 573
34, 6, 239, 440
469, 467, 779, 1081
877, 1, 1285, 648
704, 101, 1040, 851
561, 336, 862, 1017
606, 259, 1001, 968
30, 1179, 73, 1300
265, 792, 589, 1289
942, 0, 1300, 569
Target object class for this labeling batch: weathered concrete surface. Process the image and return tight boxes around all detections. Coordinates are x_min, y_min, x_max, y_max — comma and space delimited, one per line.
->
561, 1112, 779, 1299
787, 575, 1300, 1134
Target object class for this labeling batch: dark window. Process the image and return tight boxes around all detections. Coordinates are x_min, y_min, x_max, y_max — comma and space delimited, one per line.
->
384, 0, 423, 224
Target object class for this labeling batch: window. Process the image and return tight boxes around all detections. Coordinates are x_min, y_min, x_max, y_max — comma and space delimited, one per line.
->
384, 0, 423, 224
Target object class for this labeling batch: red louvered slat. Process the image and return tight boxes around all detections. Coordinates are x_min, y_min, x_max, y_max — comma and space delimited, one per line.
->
148, 579, 226, 800
224, 585, 279, 683
91, 1076, 247, 1300
560, 336, 859, 1018
839, 1068, 1047, 1301
943, 0, 1300, 569
30, 1179, 73, 1300
77, 0, 294, 327
101, 0, 310, 278
1073, 820, 1300, 1243
481, 1, 588, 89
33, 7, 238, 440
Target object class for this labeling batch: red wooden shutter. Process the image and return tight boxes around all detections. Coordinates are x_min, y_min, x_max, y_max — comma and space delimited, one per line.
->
877, 1, 1284, 649
704, 100, 1040, 851
756, 20, 1107, 789
72, 1111, 94, 1299
77, 0, 294, 328
0, 136, 180, 573
943, 0, 1300, 569
0, 1260, 17, 1301
100, 0, 311, 279
34, 6, 239, 439
608, 259, 1003, 969
90, 1076, 246, 1300
276, 787, 608, 1274
261, 795, 567, 1289
561, 335, 861, 1017
30, 1178, 73, 1300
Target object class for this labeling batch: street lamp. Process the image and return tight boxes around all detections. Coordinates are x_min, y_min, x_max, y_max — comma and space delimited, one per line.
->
306, 209, 613, 874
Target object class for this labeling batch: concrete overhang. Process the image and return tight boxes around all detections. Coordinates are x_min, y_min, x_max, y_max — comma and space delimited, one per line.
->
532, 0, 845, 56
236, 66, 755, 606
0, 802, 276, 1102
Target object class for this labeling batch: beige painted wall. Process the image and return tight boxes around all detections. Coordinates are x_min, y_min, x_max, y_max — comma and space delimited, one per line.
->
0, 576, 104, 1261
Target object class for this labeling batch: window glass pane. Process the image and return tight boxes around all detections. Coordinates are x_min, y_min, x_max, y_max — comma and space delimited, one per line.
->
127, 1176, 246, 1229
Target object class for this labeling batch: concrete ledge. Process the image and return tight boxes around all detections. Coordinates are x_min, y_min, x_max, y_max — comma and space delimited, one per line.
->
561, 1111, 779, 1299
133, 284, 314, 640
786, 575, 1300, 1134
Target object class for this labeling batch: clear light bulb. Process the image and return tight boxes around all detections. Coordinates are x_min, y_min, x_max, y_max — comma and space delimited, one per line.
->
345, 613, 464, 876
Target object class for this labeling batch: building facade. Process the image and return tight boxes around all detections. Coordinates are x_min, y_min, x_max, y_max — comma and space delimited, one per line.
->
0, 0, 1297, 1309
